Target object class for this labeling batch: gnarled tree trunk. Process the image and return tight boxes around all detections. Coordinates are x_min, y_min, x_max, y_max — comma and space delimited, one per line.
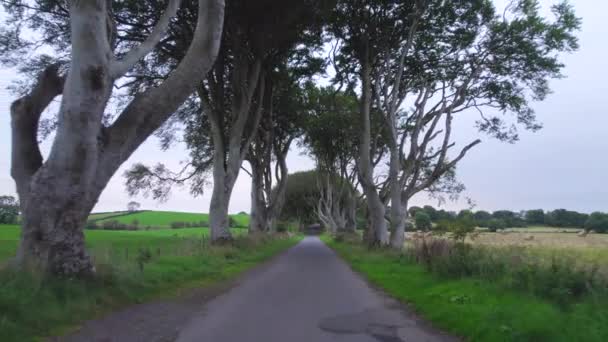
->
358, 48, 388, 246
205, 58, 265, 241
247, 132, 291, 234
248, 163, 268, 233
389, 147, 407, 248
11, 0, 225, 275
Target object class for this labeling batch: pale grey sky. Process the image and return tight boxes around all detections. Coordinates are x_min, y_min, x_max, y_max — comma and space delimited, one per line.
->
0, 1, 605, 214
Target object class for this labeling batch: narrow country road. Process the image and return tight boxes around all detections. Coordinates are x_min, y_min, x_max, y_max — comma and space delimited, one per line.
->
175, 237, 455, 342
61, 237, 456, 342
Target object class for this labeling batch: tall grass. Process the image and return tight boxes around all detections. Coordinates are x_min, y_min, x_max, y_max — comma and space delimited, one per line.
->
406, 237, 607, 307
325, 237, 608, 341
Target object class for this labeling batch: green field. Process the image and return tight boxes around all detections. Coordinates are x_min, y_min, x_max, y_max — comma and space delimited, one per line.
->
89, 210, 250, 228
325, 237, 608, 342
88, 211, 129, 221
0, 225, 250, 264
0, 224, 299, 341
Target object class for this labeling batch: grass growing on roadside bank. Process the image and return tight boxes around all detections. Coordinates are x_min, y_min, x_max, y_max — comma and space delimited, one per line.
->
0, 234, 301, 342
324, 236, 608, 342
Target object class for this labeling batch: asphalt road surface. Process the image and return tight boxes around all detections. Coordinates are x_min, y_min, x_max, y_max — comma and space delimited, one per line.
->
175, 236, 456, 342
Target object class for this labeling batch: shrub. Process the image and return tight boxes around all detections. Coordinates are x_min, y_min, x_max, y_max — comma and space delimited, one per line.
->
85, 221, 99, 230
408, 206, 423, 218
585, 212, 608, 233
136, 247, 152, 272
405, 240, 603, 307
487, 218, 507, 232
171, 221, 186, 229
434, 217, 476, 242
228, 217, 247, 229
275, 221, 289, 233
102, 220, 120, 230
414, 211, 432, 231
0, 195, 19, 224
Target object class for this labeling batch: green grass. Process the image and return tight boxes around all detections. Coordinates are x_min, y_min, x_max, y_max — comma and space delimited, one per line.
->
0, 231, 300, 342
324, 237, 608, 342
0, 225, 250, 264
91, 210, 250, 228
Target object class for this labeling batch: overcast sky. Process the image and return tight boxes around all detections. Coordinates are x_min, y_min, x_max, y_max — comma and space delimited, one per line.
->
0, 0, 605, 214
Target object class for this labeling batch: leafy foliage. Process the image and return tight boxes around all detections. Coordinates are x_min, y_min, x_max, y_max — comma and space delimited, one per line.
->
487, 218, 507, 232
525, 209, 545, 225
414, 211, 432, 231
434, 217, 477, 243
0, 196, 19, 224
545, 209, 589, 228
585, 213, 608, 234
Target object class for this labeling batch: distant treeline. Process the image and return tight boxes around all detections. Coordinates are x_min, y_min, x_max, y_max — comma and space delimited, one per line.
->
409, 206, 608, 233
85, 217, 247, 231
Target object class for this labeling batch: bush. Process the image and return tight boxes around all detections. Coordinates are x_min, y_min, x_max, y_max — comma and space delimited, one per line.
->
414, 211, 432, 231
585, 212, 608, 233
487, 218, 507, 232
0, 195, 19, 224
102, 220, 120, 230
433, 217, 476, 242
171, 221, 186, 229
275, 221, 289, 233
85, 221, 99, 230
406, 239, 603, 307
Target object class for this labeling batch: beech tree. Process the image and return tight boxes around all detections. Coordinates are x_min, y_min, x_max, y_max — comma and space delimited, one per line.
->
301, 85, 361, 233
3, 0, 225, 275
330, 0, 580, 246
124, 0, 329, 241
246, 69, 310, 233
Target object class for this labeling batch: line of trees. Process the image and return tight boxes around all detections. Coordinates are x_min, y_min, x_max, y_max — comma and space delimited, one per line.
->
2, 0, 580, 276
408, 206, 608, 233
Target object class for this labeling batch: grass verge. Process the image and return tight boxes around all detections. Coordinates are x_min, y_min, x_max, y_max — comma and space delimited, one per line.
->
0, 234, 300, 342
323, 236, 608, 342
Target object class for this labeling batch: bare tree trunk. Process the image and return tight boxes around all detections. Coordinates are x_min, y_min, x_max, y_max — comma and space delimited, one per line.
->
248, 163, 268, 233
209, 185, 232, 241
389, 203, 408, 248
17, 186, 99, 275
14, 1, 113, 275
389, 147, 407, 248
358, 44, 388, 246
208, 142, 235, 241
11, 0, 224, 275
205, 59, 264, 241
266, 149, 290, 233
344, 191, 357, 233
